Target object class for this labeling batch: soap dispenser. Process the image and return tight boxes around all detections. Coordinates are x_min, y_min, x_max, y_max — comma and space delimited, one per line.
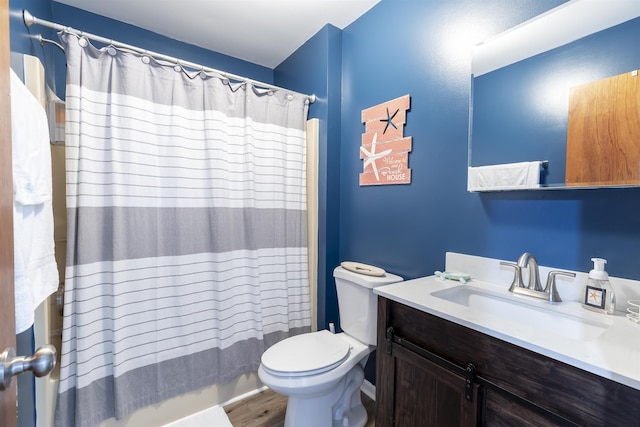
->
582, 258, 615, 315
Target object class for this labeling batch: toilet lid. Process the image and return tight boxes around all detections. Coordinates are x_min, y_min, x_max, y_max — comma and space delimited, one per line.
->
261, 330, 351, 377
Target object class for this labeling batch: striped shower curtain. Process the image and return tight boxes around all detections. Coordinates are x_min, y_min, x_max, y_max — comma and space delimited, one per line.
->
54, 32, 311, 427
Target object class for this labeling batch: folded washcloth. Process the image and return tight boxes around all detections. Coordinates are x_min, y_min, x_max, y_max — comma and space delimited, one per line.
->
11, 68, 59, 333
434, 271, 472, 283
468, 161, 543, 191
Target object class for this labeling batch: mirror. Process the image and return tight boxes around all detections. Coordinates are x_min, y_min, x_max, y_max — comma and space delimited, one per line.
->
469, 0, 640, 191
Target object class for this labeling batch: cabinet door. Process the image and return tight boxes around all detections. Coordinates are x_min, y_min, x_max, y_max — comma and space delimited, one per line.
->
483, 389, 568, 427
566, 70, 640, 186
380, 343, 480, 427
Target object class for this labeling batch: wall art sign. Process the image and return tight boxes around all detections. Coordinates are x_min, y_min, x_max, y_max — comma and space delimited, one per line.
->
360, 94, 412, 186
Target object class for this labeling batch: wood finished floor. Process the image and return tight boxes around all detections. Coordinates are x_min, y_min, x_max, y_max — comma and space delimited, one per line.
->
224, 389, 375, 427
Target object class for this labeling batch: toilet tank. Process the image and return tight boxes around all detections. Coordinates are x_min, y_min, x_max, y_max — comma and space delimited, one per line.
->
333, 265, 403, 345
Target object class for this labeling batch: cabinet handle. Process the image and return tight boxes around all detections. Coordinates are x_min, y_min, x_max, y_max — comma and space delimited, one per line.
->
386, 327, 394, 355
465, 363, 477, 402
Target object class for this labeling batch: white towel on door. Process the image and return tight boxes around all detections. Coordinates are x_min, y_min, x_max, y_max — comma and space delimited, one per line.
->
468, 161, 543, 192
10, 69, 59, 334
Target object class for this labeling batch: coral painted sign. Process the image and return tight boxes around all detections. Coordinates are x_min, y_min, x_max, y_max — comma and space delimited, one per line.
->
360, 95, 412, 186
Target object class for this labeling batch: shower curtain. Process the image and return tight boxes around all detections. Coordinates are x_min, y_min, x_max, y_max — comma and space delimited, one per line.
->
54, 32, 311, 427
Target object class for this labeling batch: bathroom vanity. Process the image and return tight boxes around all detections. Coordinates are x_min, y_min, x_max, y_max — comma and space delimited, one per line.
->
374, 253, 640, 426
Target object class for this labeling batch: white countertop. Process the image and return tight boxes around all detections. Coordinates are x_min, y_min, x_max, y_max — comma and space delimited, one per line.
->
374, 274, 640, 390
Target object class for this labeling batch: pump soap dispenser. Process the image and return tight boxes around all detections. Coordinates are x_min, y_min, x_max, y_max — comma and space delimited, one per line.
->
582, 258, 615, 314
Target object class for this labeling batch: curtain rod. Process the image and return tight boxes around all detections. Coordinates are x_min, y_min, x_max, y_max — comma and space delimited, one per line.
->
22, 9, 316, 104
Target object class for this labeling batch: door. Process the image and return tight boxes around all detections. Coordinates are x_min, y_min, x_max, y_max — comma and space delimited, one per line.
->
0, 0, 18, 426
380, 343, 480, 427
566, 70, 640, 186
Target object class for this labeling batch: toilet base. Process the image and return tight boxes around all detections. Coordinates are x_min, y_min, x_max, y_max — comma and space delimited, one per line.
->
283, 364, 367, 427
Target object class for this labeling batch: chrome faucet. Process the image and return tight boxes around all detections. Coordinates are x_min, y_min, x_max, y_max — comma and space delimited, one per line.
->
517, 252, 543, 291
501, 253, 576, 302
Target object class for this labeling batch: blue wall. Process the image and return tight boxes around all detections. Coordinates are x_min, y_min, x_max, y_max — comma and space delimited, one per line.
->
275, 25, 343, 330
49, 3, 274, 85
337, 0, 640, 291
9, 1, 273, 98
9, 0, 56, 91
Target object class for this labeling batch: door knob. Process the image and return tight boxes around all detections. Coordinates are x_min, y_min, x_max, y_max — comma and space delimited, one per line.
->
0, 345, 56, 391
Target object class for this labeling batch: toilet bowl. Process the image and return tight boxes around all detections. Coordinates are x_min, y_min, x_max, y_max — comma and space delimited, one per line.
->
258, 263, 403, 427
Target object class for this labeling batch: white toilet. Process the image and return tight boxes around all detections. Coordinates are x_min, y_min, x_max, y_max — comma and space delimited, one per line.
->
258, 263, 403, 427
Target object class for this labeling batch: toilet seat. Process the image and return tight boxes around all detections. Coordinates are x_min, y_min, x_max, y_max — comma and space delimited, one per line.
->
261, 330, 351, 377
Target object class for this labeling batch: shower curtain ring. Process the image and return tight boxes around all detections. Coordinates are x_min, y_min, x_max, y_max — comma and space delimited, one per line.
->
107, 40, 117, 56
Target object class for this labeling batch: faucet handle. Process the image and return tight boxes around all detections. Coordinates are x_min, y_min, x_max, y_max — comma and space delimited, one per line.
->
500, 261, 525, 291
544, 270, 577, 302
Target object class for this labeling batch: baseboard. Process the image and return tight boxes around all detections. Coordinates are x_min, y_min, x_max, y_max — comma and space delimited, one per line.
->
218, 385, 269, 407
360, 379, 376, 401
222, 379, 375, 408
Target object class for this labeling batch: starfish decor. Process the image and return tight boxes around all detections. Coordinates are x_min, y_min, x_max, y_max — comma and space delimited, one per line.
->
380, 107, 399, 134
360, 132, 392, 181
359, 94, 411, 186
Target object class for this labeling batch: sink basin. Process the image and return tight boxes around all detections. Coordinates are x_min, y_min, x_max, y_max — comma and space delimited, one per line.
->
431, 285, 612, 341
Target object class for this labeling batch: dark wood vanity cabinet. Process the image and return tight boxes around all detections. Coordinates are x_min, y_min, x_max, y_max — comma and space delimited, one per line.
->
378, 340, 479, 426
375, 297, 640, 427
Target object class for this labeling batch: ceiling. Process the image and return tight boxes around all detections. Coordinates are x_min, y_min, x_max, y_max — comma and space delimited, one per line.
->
53, 0, 380, 69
